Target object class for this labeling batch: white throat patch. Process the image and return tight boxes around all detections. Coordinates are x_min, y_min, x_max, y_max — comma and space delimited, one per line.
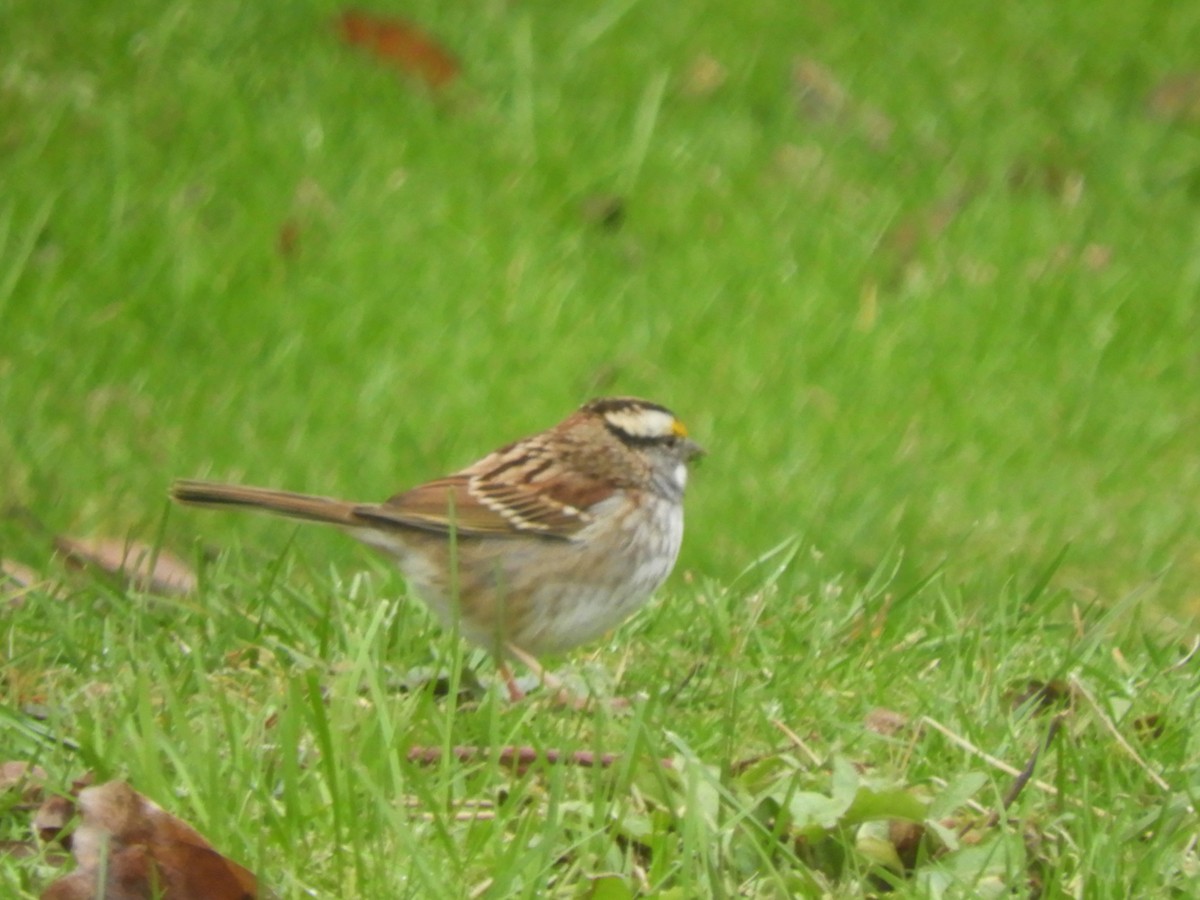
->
673, 462, 688, 490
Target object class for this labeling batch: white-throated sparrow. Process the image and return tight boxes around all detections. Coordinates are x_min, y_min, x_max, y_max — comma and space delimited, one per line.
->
171, 397, 703, 695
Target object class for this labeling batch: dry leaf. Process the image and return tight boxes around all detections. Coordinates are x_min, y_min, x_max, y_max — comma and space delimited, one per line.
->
1005, 679, 1072, 716
792, 57, 848, 124
42, 844, 157, 900
40, 781, 259, 900
1007, 160, 1073, 195
791, 57, 893, 149
34, 774, 97, 845
679, 54, 727, 99
276, 220, 301, 258
55, 537, 197, 596
3, 558, 45, 609
0, 762, 48, 803
875, 189, 974, 289
1145, 72, 1200, 122
1133, 713, 1166, 742
882, 191, 971, 264
2, 559, 41, 589
863, 708, 910, 737
276, 178, 337, 261
1080, 243, 1113, 272
1, 839, 45, 860
579, 194, 626, 231
888, 819, 925, 871
35, 794, 77, 845
336, 9, 459, 90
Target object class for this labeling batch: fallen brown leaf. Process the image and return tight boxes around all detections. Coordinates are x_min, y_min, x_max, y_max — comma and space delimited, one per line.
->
679, 53, 727, 99
1145, 71, 1200, 122
2, 559, 40, 589
55, 536, 197, 596
0, 762, 48, 804
792, 57, 848, 125
1006, 159, 1073, 196
336, 9, 459, 90
1133, 713, 1166, 742
1, 839, 46, 861
276, 178, 338, 261
3, 558, 45, 609
1080, 243, 1113, 272
792, 57, 893, 149
880, 190, 972, 271
579, 194, 626, 231
276, 220, 301, 258
1005, 679, 1072, 716
863, 708, 910, 737
35, 794, 77, 846
40, 780, 259, 900
888, 819, 926, 871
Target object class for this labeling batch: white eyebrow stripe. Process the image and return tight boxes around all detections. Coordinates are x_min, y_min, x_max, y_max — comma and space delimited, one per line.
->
604, 408, 676, 439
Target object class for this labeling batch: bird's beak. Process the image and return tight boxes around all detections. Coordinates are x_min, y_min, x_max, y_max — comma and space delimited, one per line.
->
681, 438, 706, 462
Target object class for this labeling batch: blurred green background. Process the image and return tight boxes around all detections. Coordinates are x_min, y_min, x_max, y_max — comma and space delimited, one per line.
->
3, 0, 1199, 615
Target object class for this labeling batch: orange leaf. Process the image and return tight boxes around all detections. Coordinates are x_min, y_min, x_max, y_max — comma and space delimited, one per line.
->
40, 781, 259, 900
336, 9, 459, 90
35, 794, 75, 845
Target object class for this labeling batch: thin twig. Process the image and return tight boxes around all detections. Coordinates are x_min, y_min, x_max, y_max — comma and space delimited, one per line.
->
922, 715, 1109, 820
1167, 635, 1200, 671
983, 715, 1064, 828
922, 716, 1057, 793
1068, 675, 1172, 793
770, 719, 824, 768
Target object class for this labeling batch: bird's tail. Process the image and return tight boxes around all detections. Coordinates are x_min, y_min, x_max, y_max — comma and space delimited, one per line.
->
170, 480, 360, 527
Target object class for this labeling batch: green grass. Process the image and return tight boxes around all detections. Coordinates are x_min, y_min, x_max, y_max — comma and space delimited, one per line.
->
2, 0, 1200, 896
3, 550, 1197, 896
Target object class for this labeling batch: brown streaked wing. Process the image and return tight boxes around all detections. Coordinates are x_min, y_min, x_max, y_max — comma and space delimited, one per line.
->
468, 472, 611, 536
350, 468, 612, 539
351, 476, 516, 536
466, 439, 616, 537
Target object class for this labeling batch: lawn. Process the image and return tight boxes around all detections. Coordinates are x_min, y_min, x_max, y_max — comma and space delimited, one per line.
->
2, 0, 1199, 896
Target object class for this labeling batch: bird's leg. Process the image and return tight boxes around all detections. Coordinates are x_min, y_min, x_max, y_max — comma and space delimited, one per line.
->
498, 660, 526, 702
504, 642, 612, 709
504, 642, 575, 701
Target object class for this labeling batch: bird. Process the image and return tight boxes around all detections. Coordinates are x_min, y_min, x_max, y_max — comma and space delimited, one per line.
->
170, 397, 704, 699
